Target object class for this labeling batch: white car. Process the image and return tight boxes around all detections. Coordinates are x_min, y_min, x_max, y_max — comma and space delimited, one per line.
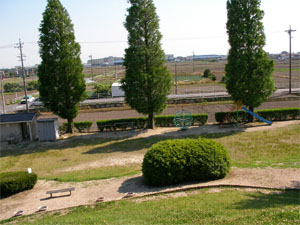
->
31, 97, 43, 107
20, 95, 34, 104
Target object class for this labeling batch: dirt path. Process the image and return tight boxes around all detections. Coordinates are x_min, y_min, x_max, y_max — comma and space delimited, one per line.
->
1, 167, 299, 221
0, 120, 299, 221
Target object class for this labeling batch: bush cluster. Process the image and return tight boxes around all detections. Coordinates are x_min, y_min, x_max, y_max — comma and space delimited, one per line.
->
4, 81, 38, 93
73, 121, 93, 133
0, 171, 38, 198
203, 69, 216, 81
95, 83, 111, 96
142, 138, 231, 186
215, 107, 300, 123
96, 114, 208, 132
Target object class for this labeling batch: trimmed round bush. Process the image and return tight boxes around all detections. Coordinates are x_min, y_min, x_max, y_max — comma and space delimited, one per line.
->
0, 171, 38, 198
142, 138, 231, 186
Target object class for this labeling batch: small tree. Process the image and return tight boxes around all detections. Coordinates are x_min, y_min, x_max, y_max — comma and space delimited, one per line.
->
38, 0, 85, 133
122, 0, 172, 128
226, 0, 275, 122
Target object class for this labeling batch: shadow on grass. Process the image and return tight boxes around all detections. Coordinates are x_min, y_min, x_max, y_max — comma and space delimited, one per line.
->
1, 124, 246, 157
234, 190, 300, 209
84, 124, 245, 154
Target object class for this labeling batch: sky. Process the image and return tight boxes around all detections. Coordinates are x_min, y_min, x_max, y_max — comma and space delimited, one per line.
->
0, 0, 299, 68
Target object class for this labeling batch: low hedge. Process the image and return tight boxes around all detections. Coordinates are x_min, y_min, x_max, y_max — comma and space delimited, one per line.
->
96, 114, 208, 131
215, 107, 300, 123
142, 138, 231, 186
74, 121, 93, 133
0, 171, 38, 198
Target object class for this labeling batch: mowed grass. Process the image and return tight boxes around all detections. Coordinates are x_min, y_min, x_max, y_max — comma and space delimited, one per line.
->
0, 124, 299, 182
2, 189, 299, 225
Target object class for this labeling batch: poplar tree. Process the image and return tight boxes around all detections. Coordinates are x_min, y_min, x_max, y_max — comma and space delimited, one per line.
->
38, 0, 85, 133
226, 0, 275, 122
122, 0, 172, 129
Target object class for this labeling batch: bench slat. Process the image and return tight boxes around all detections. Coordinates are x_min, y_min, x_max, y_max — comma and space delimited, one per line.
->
46, 187, 75, 194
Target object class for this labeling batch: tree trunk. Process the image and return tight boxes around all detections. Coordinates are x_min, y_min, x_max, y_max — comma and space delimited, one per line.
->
148, 113, 154, 129
66, 118, 73, 133
248, 106, 254, 123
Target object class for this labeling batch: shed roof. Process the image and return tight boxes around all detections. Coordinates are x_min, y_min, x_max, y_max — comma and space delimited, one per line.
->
0, 112, 37, 124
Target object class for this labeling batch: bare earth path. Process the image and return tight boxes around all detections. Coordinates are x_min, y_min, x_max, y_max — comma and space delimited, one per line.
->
0, 121, 299, 221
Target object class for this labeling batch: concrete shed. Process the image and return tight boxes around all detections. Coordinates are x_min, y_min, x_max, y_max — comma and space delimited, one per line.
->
111, 82, 125, 97
0, 112, 38, 143
37, 118, 59, 141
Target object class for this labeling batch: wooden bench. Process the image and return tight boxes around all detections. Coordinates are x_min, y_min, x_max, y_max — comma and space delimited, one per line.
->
46, 187, 75, 198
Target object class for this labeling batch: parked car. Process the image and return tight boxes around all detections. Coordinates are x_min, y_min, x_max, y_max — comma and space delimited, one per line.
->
20, 95, 34, 104
31, 97, 43, 107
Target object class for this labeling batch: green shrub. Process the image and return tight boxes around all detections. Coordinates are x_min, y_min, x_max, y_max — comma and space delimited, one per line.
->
215, 108, 300, 123
27, 81, 38, 91
4, 82, 23, 93
193, 114, 208, 125
96, 114, 208, 132
257, 108, 300, 121
155, 115, 174, 127
74, 121, 93, 133
203, 69, 211, 78
220, 75, 227, 83
142, 138, 231, 186
0, 171, 38, 198
95, 83, 111, 95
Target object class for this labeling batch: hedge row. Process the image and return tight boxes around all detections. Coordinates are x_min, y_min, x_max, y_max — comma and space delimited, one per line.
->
73, 121, 93, 133
96, 114, 208, 132
142, 138, 231, 186
215, 108, 300, 123
0, 171, 38, 198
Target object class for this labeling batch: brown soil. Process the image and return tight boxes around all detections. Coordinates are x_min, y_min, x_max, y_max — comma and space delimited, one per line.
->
0, 120, 299, 221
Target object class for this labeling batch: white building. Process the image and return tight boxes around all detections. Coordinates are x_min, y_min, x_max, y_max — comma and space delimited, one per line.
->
111, 82, 125, 97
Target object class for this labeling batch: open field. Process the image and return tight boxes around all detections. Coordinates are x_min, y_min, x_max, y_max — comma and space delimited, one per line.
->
1, 122, 299, 182
0, 122, 299, 223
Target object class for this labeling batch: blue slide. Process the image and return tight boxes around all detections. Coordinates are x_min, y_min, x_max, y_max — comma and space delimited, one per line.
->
242, 106, 272, 125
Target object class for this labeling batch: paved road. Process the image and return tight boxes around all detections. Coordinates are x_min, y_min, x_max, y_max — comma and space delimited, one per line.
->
2, 88, 299, 114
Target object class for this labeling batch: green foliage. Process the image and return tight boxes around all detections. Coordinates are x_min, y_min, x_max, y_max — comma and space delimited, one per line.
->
122, 0, 172, 129
225, 0, 275, 121
38, 0, 86, 133
203, 68, 216, 81
73, 121, 93, 133
0, 171, 37, 197
203, 69, 211, 78
220, 75, 227, 83
95, 83, 111, 95
3, 82, 23, 93
96, 114, 208, 132
215, 108, 300, 123
142, 138, 231, 186
26, 81, 38, 91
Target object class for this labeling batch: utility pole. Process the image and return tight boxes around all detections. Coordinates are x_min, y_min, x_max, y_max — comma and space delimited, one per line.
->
89, 55, 94, 81
1, 71, 6, 114
285, 25, 296, 94
192, 51, 195, 73
15, 38, 29, 112
175, 60, 178, 94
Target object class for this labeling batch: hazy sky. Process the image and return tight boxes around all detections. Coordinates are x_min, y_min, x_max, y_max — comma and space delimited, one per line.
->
0, 0, 299, 68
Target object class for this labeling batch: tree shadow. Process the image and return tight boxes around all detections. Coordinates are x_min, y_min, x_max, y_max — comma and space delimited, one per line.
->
84, 124, 245, 154
234, 190, 300, 210
117, 175, 206, 194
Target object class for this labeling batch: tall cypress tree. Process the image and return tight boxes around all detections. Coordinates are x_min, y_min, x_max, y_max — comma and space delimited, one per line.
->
226, 0, 275, 122
121, 0, 172, 129
38, 0, 85, 133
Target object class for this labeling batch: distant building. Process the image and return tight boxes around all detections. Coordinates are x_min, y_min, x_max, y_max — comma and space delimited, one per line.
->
186, 55, 221, 61
87, 56, 123, 67
165, 54, 175, 62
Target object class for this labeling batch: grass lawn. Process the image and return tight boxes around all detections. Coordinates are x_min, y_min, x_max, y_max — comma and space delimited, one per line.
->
2, 189, 299, 224
0, 124, 299, 182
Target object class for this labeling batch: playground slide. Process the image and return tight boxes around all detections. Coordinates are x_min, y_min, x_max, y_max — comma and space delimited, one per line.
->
242, 106, 272, 125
